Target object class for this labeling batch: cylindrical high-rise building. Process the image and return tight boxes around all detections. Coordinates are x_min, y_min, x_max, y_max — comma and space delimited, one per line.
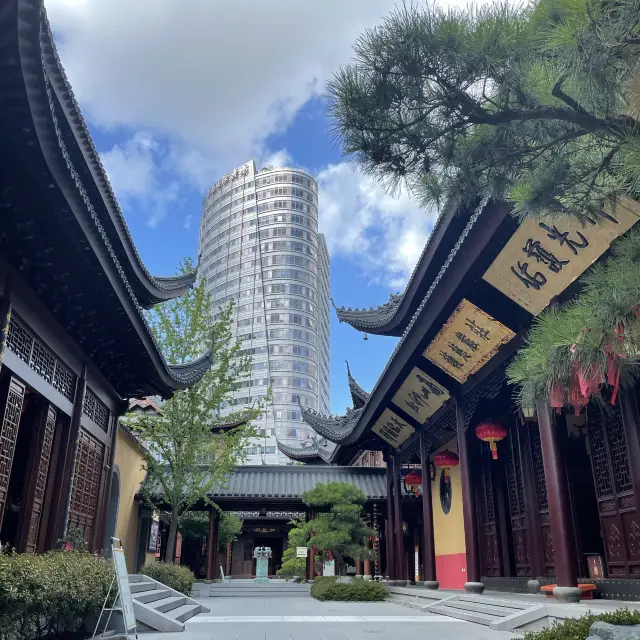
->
198, 160, 330, 464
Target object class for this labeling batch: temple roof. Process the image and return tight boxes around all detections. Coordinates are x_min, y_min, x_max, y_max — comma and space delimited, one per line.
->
299, 405, 363, 444
144, 465, 388, 501
331, 200, 475, 337
276, 437, 336, 464
0, 0, 211, 398
346, 361, 370, 409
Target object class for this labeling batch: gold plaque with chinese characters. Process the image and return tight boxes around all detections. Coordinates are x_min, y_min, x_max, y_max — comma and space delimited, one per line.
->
483, 197, 640, 315
372, 409, 415, 448
424, 299, 516, 383
392, 367, 450, 423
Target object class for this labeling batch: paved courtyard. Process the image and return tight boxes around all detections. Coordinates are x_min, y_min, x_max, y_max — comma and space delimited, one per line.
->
142, 597, 517, 640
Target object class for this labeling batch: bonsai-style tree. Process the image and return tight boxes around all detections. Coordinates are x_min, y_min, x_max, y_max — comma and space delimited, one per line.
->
329, 0, 640, 222
302, 482, 374, 576
217, 512, 244, 551
277, 518, 308, 581
127, 258, 264, 562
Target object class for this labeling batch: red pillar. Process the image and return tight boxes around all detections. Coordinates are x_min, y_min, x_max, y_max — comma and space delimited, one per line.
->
455, 399, 484, 594
420, 432, 438, 588
206, 508, 217, 581
536, 401, 581, 603
363, 558, 371, 580
385, 462, 396, 580
355, 559, 362, 576
392, 455, 406, 584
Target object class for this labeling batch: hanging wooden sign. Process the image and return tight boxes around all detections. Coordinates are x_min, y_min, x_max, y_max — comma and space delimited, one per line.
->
371, 409, 415, 448
424, 299, 515, 383
483, 197, 640, 315
392, 367, 450, 423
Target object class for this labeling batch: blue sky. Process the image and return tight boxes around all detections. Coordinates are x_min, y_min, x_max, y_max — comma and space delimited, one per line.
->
47, 0, 444, 414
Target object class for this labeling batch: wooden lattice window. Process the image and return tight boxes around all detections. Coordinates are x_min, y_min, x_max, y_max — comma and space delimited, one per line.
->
529, 426, 549, 511
82, 388, 109, 432
68, 429, 105, 548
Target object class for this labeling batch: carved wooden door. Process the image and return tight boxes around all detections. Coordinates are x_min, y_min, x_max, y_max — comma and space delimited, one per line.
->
0, 377, 26, 526
504, 431, 531, 576
24, 406, 56, 552
477, 451, 501, 576
587, 404, 640, 577
68, 428, 105, 550
528, 425, 555, 576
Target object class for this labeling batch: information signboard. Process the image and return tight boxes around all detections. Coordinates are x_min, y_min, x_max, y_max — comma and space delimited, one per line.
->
112, 545, 136, 634
296, 546, 308, 558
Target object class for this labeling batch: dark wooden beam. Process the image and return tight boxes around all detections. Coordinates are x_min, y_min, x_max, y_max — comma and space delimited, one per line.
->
0, 280, 12, 375
420, 432, 438, 588
207, 507, 218, 581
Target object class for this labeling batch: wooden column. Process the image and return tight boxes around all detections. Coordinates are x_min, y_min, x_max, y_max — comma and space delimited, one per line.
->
206, 507, 218, 580
420, 432, 438, 588
455, 399, 484, 593
307, 508, 316, 580
392, 456, 405, 582
385, 461, 396, 580
0, 281, 12, 375
517, 421, 545, 589
363, 558, 371, 579
535, 400, 581, 603
225, 542, 231, 576
355, 558, 362, 577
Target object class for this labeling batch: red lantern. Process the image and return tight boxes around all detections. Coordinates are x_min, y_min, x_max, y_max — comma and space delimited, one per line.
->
433, 450, 459, 480
475, 421, 507, 460
403, 470, 422, 497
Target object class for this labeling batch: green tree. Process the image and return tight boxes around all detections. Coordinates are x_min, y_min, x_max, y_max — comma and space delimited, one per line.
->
329, 0, 640, 222
126, 258, 264, 563
277, 518, 308, 580
302, 483, 373, 576
217, 512, 243, 551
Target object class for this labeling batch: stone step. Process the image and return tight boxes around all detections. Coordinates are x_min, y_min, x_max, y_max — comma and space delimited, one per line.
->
460, 594, 533, 610
431, 603, 499, 626
129, 581, 157, 594
149, 596, 186, 613
133, 588, 172, 604
444, 599, 524, 617
207, 589, 310, 597
166, 604, 202, 623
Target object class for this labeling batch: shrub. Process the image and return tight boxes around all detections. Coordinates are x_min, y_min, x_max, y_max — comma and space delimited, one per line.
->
522, 609, 640, 640
0, 550, 113, 640
139, 562, 195, 595
310, 577, 387, 602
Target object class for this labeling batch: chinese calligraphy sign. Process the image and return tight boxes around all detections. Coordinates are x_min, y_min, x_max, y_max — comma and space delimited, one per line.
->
372, 409, 415, 448
424, 299, 516, 383
392, 367, 451, 423
483, 197, 640, 315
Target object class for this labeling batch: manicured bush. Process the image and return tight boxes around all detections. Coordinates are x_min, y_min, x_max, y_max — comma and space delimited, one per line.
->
139, 562, 196, 595
311, 576, 387, 602
522, 609, 640, 640
0, 550, 113, 640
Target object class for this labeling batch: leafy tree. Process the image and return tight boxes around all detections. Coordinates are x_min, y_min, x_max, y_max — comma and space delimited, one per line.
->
302, 483, 374, 576
277, 518, 308, 580
329, 0, 640, 222
126, 258, 264, 563
217, 512, 243, 551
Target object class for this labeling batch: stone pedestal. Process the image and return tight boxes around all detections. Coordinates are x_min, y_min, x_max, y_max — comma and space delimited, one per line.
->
527, 579, 540, 594
254, 557, 269, 583
423, 580, 440, 590
552, 586, 582, 603
464, 582, 485, 594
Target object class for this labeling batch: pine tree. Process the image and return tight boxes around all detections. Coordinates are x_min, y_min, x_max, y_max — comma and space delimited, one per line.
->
277, 518, 308, 580
302, 483, 373, 576
329, 0, 640, 221
126, 258, 264, 562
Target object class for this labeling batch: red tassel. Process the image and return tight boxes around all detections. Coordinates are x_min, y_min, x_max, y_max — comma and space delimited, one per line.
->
611, 368, 621, 406
549, 382, 564, 412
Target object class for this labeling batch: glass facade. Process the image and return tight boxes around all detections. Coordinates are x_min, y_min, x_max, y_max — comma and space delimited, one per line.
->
198, 160, 330, 464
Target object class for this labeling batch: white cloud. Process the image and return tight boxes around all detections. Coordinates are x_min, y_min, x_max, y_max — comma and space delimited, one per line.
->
45, 0, 401, 169
318, 163, 437, 288
183, 215, 193, 230
101, 132, 182, 227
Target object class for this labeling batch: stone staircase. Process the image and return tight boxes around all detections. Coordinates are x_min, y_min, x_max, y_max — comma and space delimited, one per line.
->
193, 579, 310, 598
388, 587, 547, 631
128, 574, 210, 632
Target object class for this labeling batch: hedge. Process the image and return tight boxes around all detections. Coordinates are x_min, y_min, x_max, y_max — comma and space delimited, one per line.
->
139, 562, 196, 595
0, 551, 113, 640
311, 577, 387, 602
522, 609, 640, 640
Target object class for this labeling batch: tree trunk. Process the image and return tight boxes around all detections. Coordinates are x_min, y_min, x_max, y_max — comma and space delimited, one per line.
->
165, 509, 179, 563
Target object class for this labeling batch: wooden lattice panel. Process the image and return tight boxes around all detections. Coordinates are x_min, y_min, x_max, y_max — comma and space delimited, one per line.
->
68, 429, 104, 548
26, 406, 56, 552
0, 378, 26, 525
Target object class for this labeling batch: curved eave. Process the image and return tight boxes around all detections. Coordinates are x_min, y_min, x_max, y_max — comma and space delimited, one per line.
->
40, 14, 196, 309
346, 361, 370, 409
5, 0, 212, 398
333, 293, 403, 335
299, 405, 363, 444
277, 440, 328, 464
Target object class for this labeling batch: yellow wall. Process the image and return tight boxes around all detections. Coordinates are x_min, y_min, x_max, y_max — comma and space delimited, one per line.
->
431, 437, 466, 556
114, 429, 147, 573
